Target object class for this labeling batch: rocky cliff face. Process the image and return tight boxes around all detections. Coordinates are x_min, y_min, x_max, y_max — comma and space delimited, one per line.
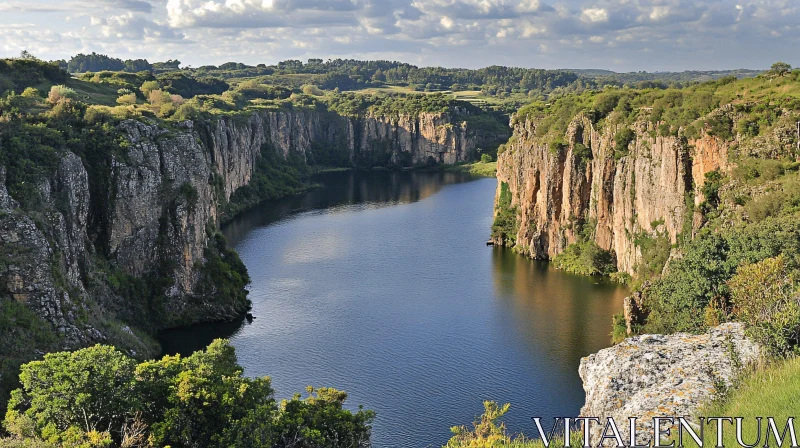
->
494, 112, 731, 274
0, 107, 505, 356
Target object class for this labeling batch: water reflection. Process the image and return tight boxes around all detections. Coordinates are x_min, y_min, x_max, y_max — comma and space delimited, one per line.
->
223, 170, 474, 247
491, 248, 627, 383
159, 171, 627, 448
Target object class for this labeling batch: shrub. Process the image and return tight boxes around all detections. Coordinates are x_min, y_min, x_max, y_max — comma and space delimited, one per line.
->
491, 182, 518, 246
553, 239, 616, 276
699, 169, 723, 215
729, 256, 800, 356
301, 84, 324, 96
634, 232, 671, 279
446, 401, 512, 447
706, 114, 734, 140
20, 87, 39, 99
173, 102, 200, 121
5, 340, 375, 447
642, 214, 800, 334
480, 153, 492, 163
139, 80, 159, 97
116, 93, 136, 106
572, 142, 592, 170
147, 89, 171, 107
46, 85, 77, 104
614, 128, 635, 159
235, 81, 291, 101
170, 94, 184, 106
222, 90, 246, 108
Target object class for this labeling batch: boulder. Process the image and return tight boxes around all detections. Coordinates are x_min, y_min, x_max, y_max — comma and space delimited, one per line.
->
579, 323, 760, 443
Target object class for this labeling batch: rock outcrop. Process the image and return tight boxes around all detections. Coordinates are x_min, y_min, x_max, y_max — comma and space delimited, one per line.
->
493, 112, 732, 274
579, 323, 760, 443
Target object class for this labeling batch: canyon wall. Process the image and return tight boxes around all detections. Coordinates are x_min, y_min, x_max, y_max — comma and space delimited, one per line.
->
0, 108, 506, 356
493, 112, 732, 274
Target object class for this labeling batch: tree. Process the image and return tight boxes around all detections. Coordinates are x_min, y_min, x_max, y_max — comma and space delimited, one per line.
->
47, 85, 77, 104
729, 255, 800, 355
480, 153, 492, 163
272, 387, 375, 448
116, 93, 137, 106
4, 340, 375, 447
4, 345, 138, 443
139, 80, 160, 97
301, 84, 323, 96
769, 61, 792, 78
18, 50, 38, 61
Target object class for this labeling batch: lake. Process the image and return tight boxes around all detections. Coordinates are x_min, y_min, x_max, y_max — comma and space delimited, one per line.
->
160, 170, 627, 448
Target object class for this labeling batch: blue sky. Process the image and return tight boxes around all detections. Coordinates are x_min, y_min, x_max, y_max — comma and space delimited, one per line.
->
1, 0, 797, 71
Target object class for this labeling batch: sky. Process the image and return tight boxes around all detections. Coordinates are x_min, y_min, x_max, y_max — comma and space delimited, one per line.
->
0, 0, 798, 72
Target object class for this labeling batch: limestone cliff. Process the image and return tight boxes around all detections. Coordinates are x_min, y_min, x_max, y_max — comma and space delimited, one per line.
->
0, 106, 507, 358
493, 111, 733, 274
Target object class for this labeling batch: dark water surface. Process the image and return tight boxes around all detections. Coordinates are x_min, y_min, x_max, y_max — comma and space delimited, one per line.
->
160, 171, 627, 448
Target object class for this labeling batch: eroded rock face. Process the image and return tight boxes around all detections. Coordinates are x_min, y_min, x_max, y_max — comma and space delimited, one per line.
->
494, 114, 730, 274
579, 323, 760, 442
0, 161, 94, 349
1, 108, 506, 350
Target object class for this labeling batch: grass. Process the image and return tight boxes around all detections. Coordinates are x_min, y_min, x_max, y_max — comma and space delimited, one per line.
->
682, 356, 800, 447
446, 161, 497, 177
26, 77, 121, 107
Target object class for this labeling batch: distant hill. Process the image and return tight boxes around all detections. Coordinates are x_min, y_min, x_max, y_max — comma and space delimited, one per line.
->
570, 68, 763, 84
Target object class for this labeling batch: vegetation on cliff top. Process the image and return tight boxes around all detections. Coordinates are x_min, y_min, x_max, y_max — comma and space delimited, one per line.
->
514, 64, 800, 146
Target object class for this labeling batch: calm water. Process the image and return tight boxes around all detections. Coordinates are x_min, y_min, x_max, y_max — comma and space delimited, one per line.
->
160, 171, 627, 448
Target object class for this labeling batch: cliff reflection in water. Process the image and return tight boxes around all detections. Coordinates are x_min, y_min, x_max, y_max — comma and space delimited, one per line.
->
491, 248, 628, 377
223, 170, 474, 247
160, 171, 628, 448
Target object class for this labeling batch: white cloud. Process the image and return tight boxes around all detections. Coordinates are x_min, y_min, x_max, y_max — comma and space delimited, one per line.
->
649, 6, 669, 21
2, 0, 800, 71
581, 7, 609, 23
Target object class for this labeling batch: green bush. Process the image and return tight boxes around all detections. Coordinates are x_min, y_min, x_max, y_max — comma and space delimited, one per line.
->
4, 340, 374, 448
614, 128, 635, 159
46, 85, 77, 104
0, 300, 61, 416
699, 169, 723, 216
705, 114, 734, 140
729, 256, 800, 356
634, 232, 671, 279
480, 153, 492, 163
743, 177, 800, 222
491, 182, 518, 246
642, 214, 800, 334
553, 239, 616, 276
572, 142, 592, 170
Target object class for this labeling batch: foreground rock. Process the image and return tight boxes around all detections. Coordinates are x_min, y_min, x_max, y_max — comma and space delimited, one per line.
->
579, 323, 760, 442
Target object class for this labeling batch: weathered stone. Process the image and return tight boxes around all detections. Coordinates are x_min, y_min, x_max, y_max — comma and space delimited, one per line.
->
579, 323, 760, 443
622, 291, 647, 336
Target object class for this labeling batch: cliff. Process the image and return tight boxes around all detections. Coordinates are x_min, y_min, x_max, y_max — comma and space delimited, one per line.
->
493, 110, 733, 275
0, 106, 508, 403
